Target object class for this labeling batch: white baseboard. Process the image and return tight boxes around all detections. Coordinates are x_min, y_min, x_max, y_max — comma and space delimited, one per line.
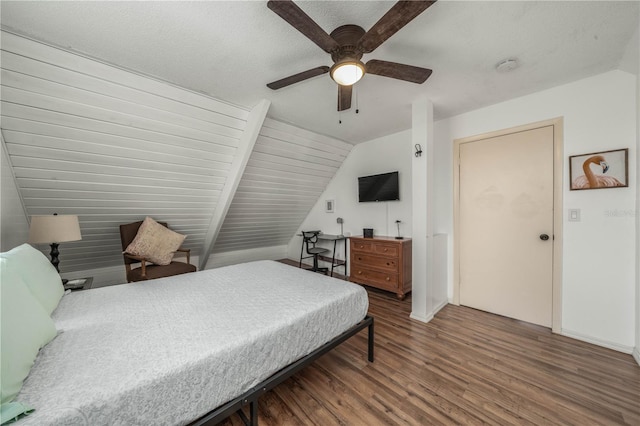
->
410, 300, 449, 323
410, 311, 433, 323
432, 301, 636, 357
433, 299, 448, 316
205, 246, 287, 269
561, 328, 634, 354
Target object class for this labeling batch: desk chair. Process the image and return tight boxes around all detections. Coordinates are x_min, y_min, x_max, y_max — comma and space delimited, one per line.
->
300, 231, 330, 274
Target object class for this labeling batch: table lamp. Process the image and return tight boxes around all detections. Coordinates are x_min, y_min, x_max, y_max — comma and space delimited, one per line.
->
337, 217, 344, 237
28, 213, 82, 276
395, 220, 403, 240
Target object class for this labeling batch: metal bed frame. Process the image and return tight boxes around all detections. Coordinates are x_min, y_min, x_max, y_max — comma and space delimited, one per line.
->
190, 315, 374, 426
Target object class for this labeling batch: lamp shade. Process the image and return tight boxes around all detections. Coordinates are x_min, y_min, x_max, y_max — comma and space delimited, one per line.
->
28, 215, 82, 244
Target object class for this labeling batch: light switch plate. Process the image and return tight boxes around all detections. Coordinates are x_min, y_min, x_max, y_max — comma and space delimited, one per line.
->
568, 209, 580, 222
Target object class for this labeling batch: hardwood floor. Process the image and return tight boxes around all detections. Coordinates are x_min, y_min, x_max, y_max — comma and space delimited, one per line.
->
221, 262, 640, 425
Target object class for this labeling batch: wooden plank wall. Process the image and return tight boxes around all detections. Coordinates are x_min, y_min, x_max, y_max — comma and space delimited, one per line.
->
0, 31, 250, 272
0, 31, 354, 276
212, 118, 352, 254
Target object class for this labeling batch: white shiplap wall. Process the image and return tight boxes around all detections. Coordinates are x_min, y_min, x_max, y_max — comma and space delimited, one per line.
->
0, 31, 252, 273
0, 135, 30, 251
212, 118, 352, 254
1, 31, 355, 278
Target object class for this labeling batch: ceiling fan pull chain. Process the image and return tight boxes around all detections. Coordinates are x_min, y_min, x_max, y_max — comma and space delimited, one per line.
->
355, 85, 359, 114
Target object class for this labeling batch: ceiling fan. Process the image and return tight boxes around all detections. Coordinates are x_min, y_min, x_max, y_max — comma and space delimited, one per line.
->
266, 0, 436, 112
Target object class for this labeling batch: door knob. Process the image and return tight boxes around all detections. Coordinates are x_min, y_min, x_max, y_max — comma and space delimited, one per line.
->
540, 234, 550, 241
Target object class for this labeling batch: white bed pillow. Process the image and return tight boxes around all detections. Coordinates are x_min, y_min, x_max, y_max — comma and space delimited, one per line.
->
0, 257, 57, 404
0, 244, 64, 315
124, 217, 186, 265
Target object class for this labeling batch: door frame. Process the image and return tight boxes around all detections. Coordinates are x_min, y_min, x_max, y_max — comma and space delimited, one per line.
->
453, 117, 564, 333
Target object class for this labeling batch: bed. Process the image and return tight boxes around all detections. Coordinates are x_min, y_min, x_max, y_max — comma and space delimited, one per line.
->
11, 260, 373, 425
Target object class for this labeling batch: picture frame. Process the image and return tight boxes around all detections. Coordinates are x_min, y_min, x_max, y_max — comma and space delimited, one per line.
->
569, 148, 628, 191
325, 199, 335, 213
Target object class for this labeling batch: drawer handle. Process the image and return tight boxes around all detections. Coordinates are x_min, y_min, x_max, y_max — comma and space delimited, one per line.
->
384, 248, 388, 252
359, 245, 364, 249
358, 271, 363, 275
386, 277, 390, 281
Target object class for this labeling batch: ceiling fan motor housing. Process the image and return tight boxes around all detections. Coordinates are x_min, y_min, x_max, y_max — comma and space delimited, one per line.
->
330, 25, 365, 63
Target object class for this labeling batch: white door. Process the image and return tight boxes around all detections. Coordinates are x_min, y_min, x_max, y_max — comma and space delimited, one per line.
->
459, 125, 554, 327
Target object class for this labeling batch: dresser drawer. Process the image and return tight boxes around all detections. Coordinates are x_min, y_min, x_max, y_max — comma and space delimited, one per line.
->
352, 253, 398, 272
351, 240, 374, 253
351, 268, 398, 291
374, 244, 399, 257
351, 240, 399, 257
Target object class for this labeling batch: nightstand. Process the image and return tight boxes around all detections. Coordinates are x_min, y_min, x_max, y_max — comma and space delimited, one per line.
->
64, 277, 93, 292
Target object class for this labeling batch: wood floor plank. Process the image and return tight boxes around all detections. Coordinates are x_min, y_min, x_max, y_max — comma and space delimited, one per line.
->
218, 261, 640, 425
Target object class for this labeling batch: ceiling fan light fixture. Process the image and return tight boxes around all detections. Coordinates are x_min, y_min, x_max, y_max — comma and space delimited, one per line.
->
330, 60, 365, 86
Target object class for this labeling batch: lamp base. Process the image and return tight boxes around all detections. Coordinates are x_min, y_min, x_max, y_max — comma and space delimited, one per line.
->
49, 243, 66, 285
395, 236, 404, 240
49, 243, 61, 272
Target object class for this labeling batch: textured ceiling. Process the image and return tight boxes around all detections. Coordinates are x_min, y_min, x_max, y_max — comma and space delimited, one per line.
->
1, 1, 638, 144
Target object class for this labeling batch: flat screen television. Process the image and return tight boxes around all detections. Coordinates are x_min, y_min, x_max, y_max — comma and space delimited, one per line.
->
358, 171, 399, 202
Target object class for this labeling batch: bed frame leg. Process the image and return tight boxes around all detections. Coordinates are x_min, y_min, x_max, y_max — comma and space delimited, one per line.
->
236, 401, 258, 426
368, 318, 374, 362
237, 408, 249, 426
250, 400, 258, 426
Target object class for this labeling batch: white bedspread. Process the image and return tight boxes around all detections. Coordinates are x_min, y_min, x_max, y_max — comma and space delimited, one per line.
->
16, 261, 369, 425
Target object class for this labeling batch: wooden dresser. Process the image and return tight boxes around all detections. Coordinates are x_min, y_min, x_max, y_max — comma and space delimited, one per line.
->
349, 236, 412, 300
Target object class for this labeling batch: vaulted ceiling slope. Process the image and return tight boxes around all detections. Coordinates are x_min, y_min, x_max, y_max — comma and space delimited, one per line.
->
213, 118, 351, 254
1, 1, 637, 143
1, 31, 349, 272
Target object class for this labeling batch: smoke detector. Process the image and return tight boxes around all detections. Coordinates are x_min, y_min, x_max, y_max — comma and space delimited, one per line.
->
495, 58, 519, 73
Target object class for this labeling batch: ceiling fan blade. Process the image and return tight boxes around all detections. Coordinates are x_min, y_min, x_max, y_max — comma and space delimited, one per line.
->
366, 60, 432, 84
267, 66, 330, 90
358, 1, 436, 53
267, 0, 339, 53
338, 85, 352, 111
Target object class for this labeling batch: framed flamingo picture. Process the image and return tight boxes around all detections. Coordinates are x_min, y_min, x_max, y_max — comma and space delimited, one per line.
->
569, 148, 628, 190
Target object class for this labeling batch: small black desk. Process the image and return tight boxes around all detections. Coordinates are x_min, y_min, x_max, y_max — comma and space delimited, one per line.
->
299, 233, 348, 278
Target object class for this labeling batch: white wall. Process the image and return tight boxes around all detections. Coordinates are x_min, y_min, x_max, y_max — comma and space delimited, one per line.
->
437, 70, 637, 351
206, 246, 286, 269
0, 139, 29, 252
293, 69, 637, 353
411, 98, 432, 322
635, 18, 640, 365
286, 131, 413, 269
409, 99, 448, 322
635, 66, 640, 364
